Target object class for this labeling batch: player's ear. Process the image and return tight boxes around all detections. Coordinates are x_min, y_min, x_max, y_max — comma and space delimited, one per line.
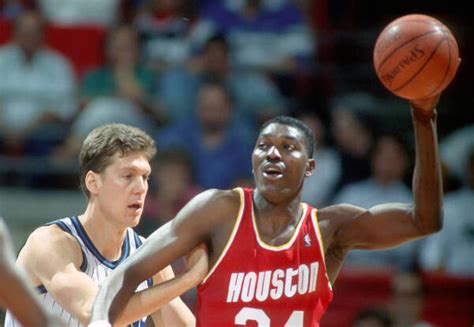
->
305, 158, 316, 177
85, 170, 100, 196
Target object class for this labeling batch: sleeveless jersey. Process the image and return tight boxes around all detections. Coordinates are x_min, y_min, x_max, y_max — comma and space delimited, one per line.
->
4, 216, 152, 327
196, 188, 333, 327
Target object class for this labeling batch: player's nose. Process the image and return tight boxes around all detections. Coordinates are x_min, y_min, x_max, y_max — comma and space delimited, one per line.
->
266, 146, 282, 161
133, 176, 147, 194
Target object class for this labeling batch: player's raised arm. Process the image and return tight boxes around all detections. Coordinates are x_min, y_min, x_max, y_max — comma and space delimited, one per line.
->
322, 95, 443, 253
91, 188, 238, 325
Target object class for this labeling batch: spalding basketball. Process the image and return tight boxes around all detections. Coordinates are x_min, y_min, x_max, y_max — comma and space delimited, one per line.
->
373, 14, 460, 100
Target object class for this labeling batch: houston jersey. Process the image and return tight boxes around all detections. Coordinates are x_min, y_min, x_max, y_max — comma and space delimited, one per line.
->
4, 216, 152, 327
196, 188, 333, 327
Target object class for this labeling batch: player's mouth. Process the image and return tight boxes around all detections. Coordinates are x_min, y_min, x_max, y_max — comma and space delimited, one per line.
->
128, 202, 143, 212
262, 164, 284, 180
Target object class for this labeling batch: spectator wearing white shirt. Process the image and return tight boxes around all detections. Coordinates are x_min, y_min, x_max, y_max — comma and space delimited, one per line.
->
419, 148, 474, 277
37, 0, 121, 27
299, 112, 341, 207
332, 134, 418, 270
0, 10, 76, 155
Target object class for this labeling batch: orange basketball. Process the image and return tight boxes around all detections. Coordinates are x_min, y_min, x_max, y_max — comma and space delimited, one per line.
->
373, 14, 460, 100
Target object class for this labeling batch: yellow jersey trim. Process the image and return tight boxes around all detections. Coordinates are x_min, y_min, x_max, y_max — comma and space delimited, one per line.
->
201, 187, 245, 284
252, 203, 308, 251
310, 208, 333, 290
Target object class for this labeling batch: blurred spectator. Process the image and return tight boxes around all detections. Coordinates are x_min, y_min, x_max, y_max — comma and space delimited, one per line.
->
158, 33, 286, 129
352, 307, 393, 327
199, 0, 316, 75
332, 134, 418, 271
157, 83, 254, 189
54, 24, 160, 160
36, 0, 121, 27
389, 273, 433, 327
299, 112, 341, 207
330, 92, 376, 190
0, 0, 30, 20
139, 148, 202, 311
132, 0, 211, 71
0, 10, 77, 156
141, 148, 201, 232
439, 124, 474, 184
419, 148, 474, 277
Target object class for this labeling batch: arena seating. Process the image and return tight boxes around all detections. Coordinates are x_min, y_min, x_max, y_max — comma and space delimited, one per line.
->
321, 268, 474, 327
0, 18, 105, 78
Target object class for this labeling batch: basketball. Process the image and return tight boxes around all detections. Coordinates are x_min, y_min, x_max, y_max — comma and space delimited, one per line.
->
373, 14, 460, 100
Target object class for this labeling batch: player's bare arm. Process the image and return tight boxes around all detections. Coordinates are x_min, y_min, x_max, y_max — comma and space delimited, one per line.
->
0, 220, 61, 327
92, 188, 241, 324
19, 224, 208, 326
121, 238, 207, 326
318, 95, 443, 283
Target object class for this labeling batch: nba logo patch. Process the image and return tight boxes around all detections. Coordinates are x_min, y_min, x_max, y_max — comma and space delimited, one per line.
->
304, 233, 311, 247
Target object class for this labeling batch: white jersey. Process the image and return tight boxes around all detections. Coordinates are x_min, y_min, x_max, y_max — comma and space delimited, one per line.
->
5, 216, 152, 327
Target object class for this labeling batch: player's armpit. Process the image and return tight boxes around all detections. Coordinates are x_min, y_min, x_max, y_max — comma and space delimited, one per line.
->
17, 225, 98, 326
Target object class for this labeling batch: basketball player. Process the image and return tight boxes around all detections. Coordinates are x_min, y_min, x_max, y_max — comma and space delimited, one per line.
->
90, 95, 443, 326
4, 124, 208, 327
0, 218, 64, 326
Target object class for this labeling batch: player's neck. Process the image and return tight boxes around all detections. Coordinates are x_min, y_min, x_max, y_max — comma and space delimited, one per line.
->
253, 190, 302, 234
78, 208, 128, 261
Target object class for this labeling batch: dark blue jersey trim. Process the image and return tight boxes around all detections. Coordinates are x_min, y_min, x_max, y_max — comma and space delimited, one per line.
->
70, 216, 130, 269
36, 285, 47, 294
47, 217, 88, 272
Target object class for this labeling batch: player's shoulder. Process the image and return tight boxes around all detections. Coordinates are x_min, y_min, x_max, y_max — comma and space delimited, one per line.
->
187, 188, 241, 210
22, 222, 80, 260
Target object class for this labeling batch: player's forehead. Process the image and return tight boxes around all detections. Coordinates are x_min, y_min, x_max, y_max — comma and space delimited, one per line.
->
107, 151, 151, 172
258, 123, 304, 142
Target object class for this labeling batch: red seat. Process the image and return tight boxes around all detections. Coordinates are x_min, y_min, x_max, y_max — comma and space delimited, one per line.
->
321, 268, 394, 327
44, 24, 106, 79
0, 18, 105, 79
421, 273, 474, 326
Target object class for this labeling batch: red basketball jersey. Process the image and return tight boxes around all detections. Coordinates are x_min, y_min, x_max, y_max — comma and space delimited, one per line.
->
196, 188, 333, 327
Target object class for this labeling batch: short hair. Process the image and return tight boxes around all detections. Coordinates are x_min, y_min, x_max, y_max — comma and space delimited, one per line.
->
79, 124, 156, 198
260, 116, 315, 158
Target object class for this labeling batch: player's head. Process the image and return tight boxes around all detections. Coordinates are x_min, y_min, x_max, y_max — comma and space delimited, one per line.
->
259, 116, 315, 157
79, 124, 156, 199
252, 116, 315, 202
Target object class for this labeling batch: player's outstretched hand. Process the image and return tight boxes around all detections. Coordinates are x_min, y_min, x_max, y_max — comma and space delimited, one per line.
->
184, 243, 209, 283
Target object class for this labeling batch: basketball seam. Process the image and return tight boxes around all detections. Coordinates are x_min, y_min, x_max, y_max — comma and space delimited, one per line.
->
377, 30, 439, 72
393, 37, 447, 93
427, 38, 452, 97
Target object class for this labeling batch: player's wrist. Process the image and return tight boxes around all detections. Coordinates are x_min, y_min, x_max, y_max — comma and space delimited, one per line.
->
411, 106, 437, 122
88, 320, 111, 327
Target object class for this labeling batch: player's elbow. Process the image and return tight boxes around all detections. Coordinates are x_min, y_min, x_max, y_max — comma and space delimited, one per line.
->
415, 210, 443, 236
78, 297, 96, 326
79, 308, 92, 327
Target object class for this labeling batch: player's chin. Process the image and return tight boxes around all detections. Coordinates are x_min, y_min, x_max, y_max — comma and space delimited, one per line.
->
126, 211, 143, 227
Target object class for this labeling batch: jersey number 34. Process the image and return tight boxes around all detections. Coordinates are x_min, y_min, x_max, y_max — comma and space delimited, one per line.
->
236, 307, 304, 326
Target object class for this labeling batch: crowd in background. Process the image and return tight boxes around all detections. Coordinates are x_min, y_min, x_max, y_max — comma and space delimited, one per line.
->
0, 1, 472, 325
